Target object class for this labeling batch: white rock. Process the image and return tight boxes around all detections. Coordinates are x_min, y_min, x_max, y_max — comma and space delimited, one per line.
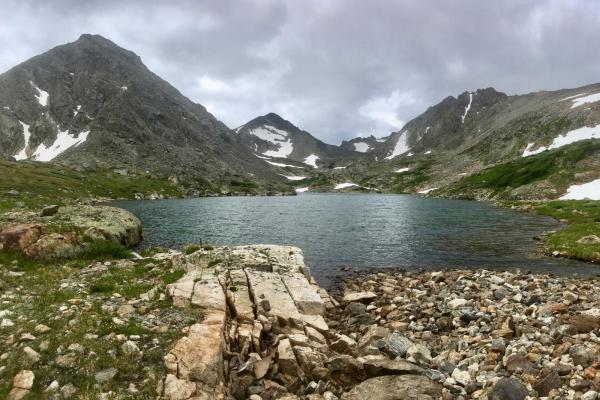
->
582, 391, 598, 400
121, 340, 140, 355
45, 380, 60, 392
13, 370, 34, 389
447, 299, 468, 309
1, 318, 15, 327
452, 368, 472, 386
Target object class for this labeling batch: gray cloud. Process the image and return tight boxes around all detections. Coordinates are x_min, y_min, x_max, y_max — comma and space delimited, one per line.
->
2, 0, 600, 144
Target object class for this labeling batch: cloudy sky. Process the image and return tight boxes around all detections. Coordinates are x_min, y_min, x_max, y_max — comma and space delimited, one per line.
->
2, 0, 600, 144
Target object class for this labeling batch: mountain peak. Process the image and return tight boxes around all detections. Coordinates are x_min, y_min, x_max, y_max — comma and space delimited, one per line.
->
69, 33, 143, 65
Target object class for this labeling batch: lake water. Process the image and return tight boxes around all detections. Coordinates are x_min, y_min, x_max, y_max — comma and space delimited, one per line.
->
114, 193, 598, 285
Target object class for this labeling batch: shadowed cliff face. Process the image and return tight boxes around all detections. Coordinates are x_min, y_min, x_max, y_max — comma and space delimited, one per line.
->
0, 34, 279, 185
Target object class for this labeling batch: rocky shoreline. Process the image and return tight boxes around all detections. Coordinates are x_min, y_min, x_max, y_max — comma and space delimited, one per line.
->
4, 243, 600, 399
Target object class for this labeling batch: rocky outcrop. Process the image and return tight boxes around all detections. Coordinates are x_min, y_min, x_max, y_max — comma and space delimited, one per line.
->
0, 205, 141, 259
156, 245, 434, 399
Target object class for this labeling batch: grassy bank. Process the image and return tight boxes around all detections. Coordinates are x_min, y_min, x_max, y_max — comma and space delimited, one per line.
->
445, 140, 600, 200
505, 200, 600, 263
0, 159, 183, 211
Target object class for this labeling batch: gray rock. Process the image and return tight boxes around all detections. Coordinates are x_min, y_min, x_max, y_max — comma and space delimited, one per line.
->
345, 302, 367, 315
490, 377, 528, 400
570, 344, 592, 367
95, 367, 118, 383
386, 332, 414, 357
577, 235, 600, 244
40, 205, 60, 217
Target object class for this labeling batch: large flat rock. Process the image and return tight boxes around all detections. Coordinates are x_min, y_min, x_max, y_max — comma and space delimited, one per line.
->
281, 271, 325, 315
245, 268, 302, 321
191, 277, 226, 312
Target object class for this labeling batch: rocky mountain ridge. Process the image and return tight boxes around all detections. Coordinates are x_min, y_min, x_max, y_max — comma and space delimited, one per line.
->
236, 113, 363, 170
244, 84, 600, 199
3, 34, 600, 200
0, 34, 281, 193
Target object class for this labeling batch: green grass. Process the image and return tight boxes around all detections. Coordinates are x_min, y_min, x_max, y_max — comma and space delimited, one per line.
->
80, 240, 132, 260
208, 258, 223, 267
524, 200, 600, 263
0, 158, 182, 211
448, 140, 600, 198
162, 269, 185, 284
184, 244, 201, 254
0, 255, 190, 399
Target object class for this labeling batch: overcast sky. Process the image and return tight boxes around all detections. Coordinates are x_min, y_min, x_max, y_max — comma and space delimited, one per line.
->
2, 0, 600, 144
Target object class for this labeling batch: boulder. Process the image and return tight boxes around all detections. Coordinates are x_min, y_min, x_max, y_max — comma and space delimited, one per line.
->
0, 224, 42, 252
363, 358, 424, 377
343, 291, 377, 303
327, 355, 366, 387
340, 375, 442, 400
40, 205, 60, 217
8, 370, 34, 400
578, 235, 600, 245
490, 377, 528, 400
23, 232, 80, 259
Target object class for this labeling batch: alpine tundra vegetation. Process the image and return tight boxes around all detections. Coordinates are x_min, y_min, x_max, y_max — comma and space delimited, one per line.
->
3, 1, 600, 399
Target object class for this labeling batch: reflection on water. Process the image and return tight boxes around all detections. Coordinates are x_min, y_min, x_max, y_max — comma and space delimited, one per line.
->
114, 193, 599, 285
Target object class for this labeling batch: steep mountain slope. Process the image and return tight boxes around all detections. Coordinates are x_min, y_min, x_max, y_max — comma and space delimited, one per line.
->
0, 34, 280, 191
353, 84, 600, 199
236, 113, 363, 169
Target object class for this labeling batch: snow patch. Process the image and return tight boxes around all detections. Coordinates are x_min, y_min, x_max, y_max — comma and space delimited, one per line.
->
120, 86, 128, 91
304, 153, 319, 168
73, 105, 82, 116
385, 131, 410, 160
30, 81, 49, 107
395, 167, 410, 173
560, 92, 587, 101
461, 92, 473, 124
522, 123, 600, 157
14, 122, 32, 161
571, 93, 600, 109
263, 159, 304, 169
295, 187, 309, 193
334, 182, 359, 190
280, 175, 306, 181
32, 129, 90, 162
561, 178, 600, 200
353, 142, 371, 153
424, 150, 432, 155
333, 166, 347, 170
418, 187, 438, 194
249, 125, 294, 158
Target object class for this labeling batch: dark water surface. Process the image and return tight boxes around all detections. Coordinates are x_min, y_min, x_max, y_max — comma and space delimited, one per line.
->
114, 194, 598, 285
